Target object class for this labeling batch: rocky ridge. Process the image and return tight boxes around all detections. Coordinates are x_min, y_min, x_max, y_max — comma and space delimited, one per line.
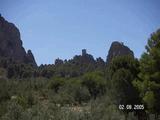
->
107, 41, 134, 64
0, 14, 37, 67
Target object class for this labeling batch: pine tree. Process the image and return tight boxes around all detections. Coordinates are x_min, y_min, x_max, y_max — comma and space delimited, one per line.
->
134, 29, 160, 119
107, 55, 140, 119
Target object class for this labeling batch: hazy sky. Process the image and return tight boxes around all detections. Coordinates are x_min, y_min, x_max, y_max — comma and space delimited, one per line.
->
0, 0, 160, 65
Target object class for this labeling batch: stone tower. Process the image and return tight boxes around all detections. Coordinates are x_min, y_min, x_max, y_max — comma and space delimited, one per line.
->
82, 49, 87, 56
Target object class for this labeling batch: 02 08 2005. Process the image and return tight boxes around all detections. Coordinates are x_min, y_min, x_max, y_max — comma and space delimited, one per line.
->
133, 105, 144, 110
119, 104, 144, 110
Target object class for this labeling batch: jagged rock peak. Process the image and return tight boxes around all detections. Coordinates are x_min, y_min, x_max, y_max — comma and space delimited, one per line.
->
0, 14, 37, 66
107, 41, 134, 64
25, 50, 37, 67
55, 58, 63, 65
0, 14, 5, 21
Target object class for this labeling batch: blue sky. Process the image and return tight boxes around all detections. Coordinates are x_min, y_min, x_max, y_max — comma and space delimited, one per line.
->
0, 0, 160, 65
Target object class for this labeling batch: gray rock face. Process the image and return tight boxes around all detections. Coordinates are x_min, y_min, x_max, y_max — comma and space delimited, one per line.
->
107, 41, 134, 64
25, 50, 37, 67
0, 15, 37, 66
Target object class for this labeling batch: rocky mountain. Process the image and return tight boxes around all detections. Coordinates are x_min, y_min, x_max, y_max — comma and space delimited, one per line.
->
24, 50, 37, 66
45, 49, 105, 78
107, 41, 134, 64
0, 14, 37, 67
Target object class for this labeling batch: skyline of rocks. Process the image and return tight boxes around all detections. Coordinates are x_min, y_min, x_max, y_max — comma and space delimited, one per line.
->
0, 14, 134, 66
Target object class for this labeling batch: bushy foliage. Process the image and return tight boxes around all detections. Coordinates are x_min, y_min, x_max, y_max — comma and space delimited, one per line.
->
0, 79, 10, 102
133, 29, 160, 118
1, 29, 160, 120
82, 71, 106, 99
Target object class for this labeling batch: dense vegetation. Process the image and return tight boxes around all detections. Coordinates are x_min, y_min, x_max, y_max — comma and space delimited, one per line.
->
0, 29, 160, 120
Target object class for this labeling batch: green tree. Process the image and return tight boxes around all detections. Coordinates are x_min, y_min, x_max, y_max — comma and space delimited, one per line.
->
82, 71, 106, 99
133, 29, 160, 119
48, 77, 65, 93
62, 80, 91, 104
107, 55, 140, 119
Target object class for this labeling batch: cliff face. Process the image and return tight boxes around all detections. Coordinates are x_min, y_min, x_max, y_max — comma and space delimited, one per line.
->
107, 41, 134, 64
25, 50, 37, 66
0, 14, 37, 66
